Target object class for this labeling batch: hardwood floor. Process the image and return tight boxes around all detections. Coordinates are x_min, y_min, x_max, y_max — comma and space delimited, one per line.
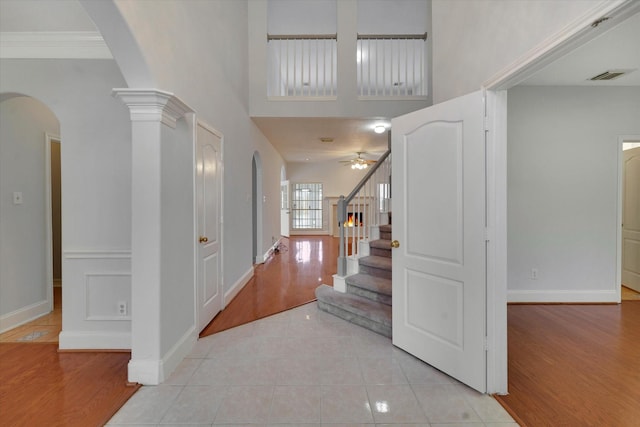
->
2, 236, 637, 426
201, 235, 339, 336
0, 344, 138, 427
0, 287, 61, 343
495, 302, 640, 427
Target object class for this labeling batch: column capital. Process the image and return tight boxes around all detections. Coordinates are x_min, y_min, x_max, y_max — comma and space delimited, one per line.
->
112, 88, 194, 128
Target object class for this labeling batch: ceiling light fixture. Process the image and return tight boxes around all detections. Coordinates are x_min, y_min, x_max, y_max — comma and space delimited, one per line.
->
351, 161, 368, 170
374, 125, 386, 134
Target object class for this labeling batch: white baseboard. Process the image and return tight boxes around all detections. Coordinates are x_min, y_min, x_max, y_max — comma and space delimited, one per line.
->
127, 326, 197, 385
255, 238, 283, 264
161, 326, 197, 384
224, 266, 254, 308
0, 300, 49, 333
508, 289, 619, 303
58, 330, 131, 350
127, 358, 162, 385
332, 274, 347, 293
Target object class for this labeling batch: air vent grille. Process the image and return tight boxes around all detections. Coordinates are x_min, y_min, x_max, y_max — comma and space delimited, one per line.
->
590, 70, 627, 81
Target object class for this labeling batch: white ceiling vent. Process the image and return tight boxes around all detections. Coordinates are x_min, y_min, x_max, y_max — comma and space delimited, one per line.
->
589, 69, 635, 81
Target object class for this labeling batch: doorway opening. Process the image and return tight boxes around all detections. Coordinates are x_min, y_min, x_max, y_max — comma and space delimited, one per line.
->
0, 95, 61, 342
252, 151, 263, 264
621, 137, 640, 300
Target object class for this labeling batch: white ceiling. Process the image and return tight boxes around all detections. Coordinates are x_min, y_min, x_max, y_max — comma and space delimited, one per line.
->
252, 117, 389, 163
520, 12, 640, 87
2, 1, 638, 164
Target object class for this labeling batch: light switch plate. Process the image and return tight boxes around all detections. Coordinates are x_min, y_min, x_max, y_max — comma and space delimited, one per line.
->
13, 192, 23, 205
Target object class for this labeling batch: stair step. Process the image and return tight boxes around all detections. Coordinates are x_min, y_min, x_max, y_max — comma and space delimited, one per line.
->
369, 239, 392, 258
315, 284, 392, 338
380, 224, 392, 233
346, 273, 392, 306
359, 255, 392, 279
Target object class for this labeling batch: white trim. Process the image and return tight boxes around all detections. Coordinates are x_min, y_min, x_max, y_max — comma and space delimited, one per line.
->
224, 266, 255, 308
484, 90, 509, 394
158, 326, 198, 386
0, 31, 113, 59
84, 272, 132, 321
618, 134, 640, 300
58, 330, 131, 350
0, 300, 49, 334
484, 0, 640, 90
332, 274, 346, 293
64, 250, 131, 260
112, 89, 194, 128
508, 289, 619, 303
45, 133, 60, 313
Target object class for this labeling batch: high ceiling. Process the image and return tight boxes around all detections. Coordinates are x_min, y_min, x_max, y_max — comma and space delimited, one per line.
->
2, 1, 638, 165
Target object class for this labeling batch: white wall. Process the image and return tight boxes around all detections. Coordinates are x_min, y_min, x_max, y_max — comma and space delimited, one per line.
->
431, 0, 604, 103
0, 96, 59, 330
160, 116, 196, 355
0, 59, 132, 346
507, 85, 640, 302
108, 0, 285, 295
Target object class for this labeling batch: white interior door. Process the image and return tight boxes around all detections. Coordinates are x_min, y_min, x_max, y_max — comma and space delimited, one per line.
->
196, 123, 223, 331
281, 180, 290, 237
392, 90, 487, 393
622, 146, 640, 292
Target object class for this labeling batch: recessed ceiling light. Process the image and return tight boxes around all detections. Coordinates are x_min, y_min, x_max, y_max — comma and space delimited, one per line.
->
374, 125, 386, 134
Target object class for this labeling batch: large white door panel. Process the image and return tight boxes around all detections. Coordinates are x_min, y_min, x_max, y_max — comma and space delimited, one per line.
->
197, 123, 223, 332
406, 121, 463, 265
392, 90, 486, 393
404, 270, 464, 349
203, 252, 221, 303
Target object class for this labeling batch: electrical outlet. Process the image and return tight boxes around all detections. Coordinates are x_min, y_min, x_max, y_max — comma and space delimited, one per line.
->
530, 268, 538, 280
118, 301, 127, 316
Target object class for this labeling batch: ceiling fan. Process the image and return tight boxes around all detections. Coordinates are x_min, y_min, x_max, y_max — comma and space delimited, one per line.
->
340, 152, 377, 170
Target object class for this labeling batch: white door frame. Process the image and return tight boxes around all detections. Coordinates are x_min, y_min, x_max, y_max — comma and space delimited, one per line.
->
619, 136, 640, 298
481, 0, 640, 393
45, 133, 61, 313
252, 151, 264, 263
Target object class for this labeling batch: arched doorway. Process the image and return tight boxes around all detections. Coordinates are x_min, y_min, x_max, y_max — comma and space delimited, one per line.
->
0, 94, 61, 338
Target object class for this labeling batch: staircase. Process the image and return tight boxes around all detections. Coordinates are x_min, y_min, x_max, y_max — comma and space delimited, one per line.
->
315, 223, 393, 337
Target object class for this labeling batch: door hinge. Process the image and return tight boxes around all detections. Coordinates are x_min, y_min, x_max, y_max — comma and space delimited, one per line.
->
483, 115, 490, 132
484, 228, 491, 242
484, 336, 489, 351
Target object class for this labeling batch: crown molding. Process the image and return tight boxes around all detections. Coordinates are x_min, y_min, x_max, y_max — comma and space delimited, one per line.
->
112, 89, 194, 128
0, 31, 112, 59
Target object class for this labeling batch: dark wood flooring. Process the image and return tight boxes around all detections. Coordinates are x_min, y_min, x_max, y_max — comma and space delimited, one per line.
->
0, 344, 138, 427
201, 235, 339, 336
495, 302, 640, 427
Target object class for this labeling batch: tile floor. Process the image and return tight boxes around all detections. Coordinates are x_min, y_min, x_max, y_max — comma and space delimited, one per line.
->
107, 303, 518, 426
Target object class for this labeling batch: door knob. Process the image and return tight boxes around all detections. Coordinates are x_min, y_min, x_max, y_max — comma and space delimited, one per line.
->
199, 236, 208, 243
391, 240, 400, 248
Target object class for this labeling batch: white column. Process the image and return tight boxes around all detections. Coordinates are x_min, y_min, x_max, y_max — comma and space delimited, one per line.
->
113, 89, 193, 385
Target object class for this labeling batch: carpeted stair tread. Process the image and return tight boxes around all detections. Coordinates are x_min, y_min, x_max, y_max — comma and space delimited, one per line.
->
359, 255, 392, 271
369, 239, 392, 250
346, 273, 392, 297
315, 284, 392, 337
379, 224, 392, 234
